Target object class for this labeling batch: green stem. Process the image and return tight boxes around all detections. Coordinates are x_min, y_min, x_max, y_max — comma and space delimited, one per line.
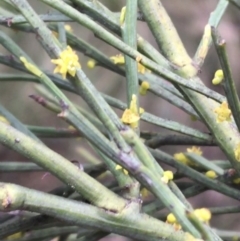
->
211, 27, 240, 132
185, 153, 225, 175
0, 103, 40, 142
193, 0, 229, 67
145, 134, 216, 148
40, 0, 225, 103
0, 183, 192, 241
138, 0, 240, 176
150, 148, 240, 200
121, 0, 139, 109
0, 121, 127, 211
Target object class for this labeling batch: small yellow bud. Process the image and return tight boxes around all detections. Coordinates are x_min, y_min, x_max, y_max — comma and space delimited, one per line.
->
120, 6, 126, 25
87, 59, 96, 69
205, 170, 217, 179
215, 69, 224, 78
166, 213, 176, 224
212, 77, 222, 85
64, 24, 73, 32
212, 69, 224, 85
161, 170, 174, 184
194, 208, 211, 223
139, 81, 150, 95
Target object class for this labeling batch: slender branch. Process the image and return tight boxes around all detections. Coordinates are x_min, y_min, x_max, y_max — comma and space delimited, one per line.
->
145, 134, 216, 148
40, 0, 225, 103
121, 0, 139, 110
211, 27, 240, 132
193, 0, 229, 68
0, 104, 41, 142
138, 0, 240, 176
0, 183, 192, 241
0, 121, 127, 211
150, 148, 240, 200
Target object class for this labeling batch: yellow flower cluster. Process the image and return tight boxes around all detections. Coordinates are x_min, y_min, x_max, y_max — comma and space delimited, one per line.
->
115, 164, 128, 175
174, 146, 202, 166
51, 46, 81, 79
161, 170, 174, 184
212, 69, 224, 85
87, 59, 96, 69
214, 101, 232, 123
121, 94, 144, 128
166, 208, 211, 230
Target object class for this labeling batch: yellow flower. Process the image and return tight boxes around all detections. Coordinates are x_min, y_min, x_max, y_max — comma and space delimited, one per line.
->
234, 143, 240, 162
139, 81, 150, 95
20, 57, 42, 77
194, 208, 211, 224
212, 69, 224, 85
110, 54, 150, 74
115, 164, 128, 175
51, 46, 81, 79
187, 146, 202, 155
121, 109, 140, 128
174, 146, 202, 166
214, 101, 232, 123
161, 170, 174, 184
205, 170, 217, 179
87, 59, 96, 69
121, 94, 144, 128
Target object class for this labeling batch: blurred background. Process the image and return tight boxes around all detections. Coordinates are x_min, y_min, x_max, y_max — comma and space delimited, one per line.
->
1, 0, 240, 240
